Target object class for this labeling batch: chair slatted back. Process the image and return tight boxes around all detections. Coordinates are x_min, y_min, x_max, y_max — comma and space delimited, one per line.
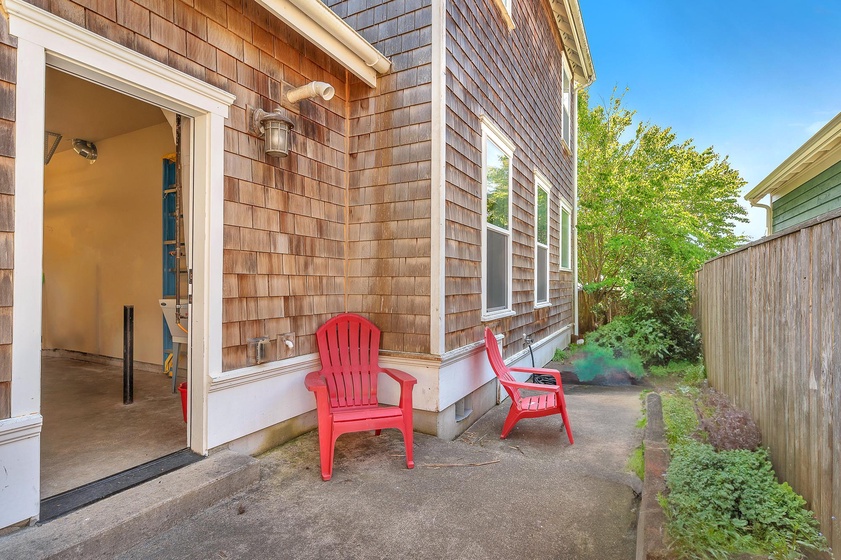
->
484, 328, 521, 402
316, 313, 381, 409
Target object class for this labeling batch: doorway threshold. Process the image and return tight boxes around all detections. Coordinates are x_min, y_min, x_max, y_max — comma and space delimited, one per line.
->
40, 449, 203, 522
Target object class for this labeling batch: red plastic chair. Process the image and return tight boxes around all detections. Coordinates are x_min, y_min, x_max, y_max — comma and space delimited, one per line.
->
484, 328, 573, 443
305, 314, 417, 480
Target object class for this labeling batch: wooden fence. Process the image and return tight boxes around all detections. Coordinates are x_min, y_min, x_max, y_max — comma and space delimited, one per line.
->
696, 208, 841, 554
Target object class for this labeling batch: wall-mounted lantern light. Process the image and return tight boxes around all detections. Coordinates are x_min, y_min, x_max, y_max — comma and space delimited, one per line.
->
249, 107, 294, 158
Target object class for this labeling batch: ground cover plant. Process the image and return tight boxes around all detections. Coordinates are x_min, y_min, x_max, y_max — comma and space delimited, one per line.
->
659, 391, 829, 560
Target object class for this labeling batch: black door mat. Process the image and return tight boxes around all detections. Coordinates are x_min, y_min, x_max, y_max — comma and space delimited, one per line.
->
40, 448, 203, 522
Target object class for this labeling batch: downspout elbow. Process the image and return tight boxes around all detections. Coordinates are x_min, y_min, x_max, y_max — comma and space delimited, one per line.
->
285, 81, 336, 104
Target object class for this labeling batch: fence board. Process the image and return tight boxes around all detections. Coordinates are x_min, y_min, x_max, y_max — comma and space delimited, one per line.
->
697, 212, 840, 553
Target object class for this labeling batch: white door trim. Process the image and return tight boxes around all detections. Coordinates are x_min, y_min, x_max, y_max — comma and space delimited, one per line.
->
6, 0, 234, 457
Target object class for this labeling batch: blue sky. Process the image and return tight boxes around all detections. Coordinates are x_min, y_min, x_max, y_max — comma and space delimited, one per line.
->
579, 0, 841, 240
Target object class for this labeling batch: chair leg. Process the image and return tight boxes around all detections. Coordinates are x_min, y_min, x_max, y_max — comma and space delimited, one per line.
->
317, 424, 334, 481
374, 429, 382, 436
559, 398, 574, 445
500, 405, 520, 439
403, 424, 414, 469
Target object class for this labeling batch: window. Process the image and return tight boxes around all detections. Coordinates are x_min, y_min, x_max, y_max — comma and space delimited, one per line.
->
481, 117, 515, 319
535, 174, 550, 306
560, 199, 572, 271
562, 57, 572, 150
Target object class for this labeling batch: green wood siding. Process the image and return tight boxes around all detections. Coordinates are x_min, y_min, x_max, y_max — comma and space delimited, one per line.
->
772, 159, 841, 232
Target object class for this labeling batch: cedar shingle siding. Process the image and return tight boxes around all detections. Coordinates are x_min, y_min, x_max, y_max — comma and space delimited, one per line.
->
327, 0, 434, 354
444, 0, 575, 355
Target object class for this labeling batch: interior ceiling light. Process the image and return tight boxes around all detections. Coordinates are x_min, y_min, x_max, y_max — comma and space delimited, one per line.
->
72, 139, 98, 164
44, 131, 62, 165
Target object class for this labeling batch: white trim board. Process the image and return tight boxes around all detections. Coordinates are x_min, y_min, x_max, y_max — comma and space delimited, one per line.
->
0, 415, 42, 528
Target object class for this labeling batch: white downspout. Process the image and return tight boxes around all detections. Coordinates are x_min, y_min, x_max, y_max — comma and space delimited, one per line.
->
751, 201, 773, 237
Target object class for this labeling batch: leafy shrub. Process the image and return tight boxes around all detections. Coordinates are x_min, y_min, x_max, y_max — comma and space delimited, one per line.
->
698, 390, 762, 452
663, 441, 828, 559
623, 264, 702, 364
572, 343, 645, 382
585, 316, 672, 366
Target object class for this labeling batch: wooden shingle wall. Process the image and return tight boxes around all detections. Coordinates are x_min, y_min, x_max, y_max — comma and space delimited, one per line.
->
326, 0, 433, 354
0, 16, 14, 419
445, 0, 575, 354
14, 0, 351, 371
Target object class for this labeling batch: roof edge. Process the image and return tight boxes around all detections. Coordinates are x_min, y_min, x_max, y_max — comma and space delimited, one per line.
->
745, 112, 841, 203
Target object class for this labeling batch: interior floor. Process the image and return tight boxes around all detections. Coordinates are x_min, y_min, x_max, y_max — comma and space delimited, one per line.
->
41, 356, 186, 498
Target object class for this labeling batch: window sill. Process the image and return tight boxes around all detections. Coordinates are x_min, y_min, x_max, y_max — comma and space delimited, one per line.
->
534, 301, 551, 310
490, 0, 515, 30
561, 139, 572, 157
482, 309, 516, 322
559, 266, 572, 273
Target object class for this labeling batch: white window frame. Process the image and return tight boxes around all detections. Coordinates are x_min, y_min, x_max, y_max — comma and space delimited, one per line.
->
561, 55, 573, 152
480, 116, 516, 321
559, 198, 573, 272
490, 0, 515, 30
534, 171, 551, 308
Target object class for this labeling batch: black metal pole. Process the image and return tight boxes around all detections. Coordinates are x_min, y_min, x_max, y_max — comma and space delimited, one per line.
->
123, 305, 134, 405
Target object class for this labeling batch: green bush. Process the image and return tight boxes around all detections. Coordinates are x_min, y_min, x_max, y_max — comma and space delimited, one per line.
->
663, 441, 829, 559
585, 316, 672, 366
624, 264, 702, 364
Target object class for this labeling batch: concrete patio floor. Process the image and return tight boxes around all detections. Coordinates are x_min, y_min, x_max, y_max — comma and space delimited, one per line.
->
118, 384, 644, 560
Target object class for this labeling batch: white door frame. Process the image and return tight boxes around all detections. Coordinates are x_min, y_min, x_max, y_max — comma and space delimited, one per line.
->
6, 0, 234, 461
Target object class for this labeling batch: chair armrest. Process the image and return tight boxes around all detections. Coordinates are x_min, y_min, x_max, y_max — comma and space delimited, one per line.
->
381, 368, 416, 411
501, 379, 560, 392
510, 367, 563, 388
381, 368, 418, 387
304, 371, 328, 392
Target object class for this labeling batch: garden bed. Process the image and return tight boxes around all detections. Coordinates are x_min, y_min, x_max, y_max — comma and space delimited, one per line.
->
636, 388, 832, 560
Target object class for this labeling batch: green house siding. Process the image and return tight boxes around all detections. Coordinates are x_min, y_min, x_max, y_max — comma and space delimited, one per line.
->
772, 160, 841, 232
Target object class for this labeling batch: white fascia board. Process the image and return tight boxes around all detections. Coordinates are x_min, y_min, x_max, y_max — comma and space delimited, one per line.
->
548, 0, 595, 87
745, 112, 841, 203
255, 0, 391, 88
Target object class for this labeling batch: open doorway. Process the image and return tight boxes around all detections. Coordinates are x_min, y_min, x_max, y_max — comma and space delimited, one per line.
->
40, 68, 190, 500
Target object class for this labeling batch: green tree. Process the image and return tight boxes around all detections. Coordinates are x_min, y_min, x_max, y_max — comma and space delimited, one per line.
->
577, 89, 747, 328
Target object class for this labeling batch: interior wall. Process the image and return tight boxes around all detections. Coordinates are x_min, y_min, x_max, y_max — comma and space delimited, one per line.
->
43, 122, 175, 365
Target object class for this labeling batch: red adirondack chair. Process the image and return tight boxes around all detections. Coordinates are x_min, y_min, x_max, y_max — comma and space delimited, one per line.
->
484, 328, 573, 443
305, 313, 417, 481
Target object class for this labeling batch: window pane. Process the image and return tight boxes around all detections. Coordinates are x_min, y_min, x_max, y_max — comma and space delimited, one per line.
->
537, 187, 548, 245
487, 229, 508, 311
561, 207, 570, 269
486, 139, 509, 230
537, 246, 548, 303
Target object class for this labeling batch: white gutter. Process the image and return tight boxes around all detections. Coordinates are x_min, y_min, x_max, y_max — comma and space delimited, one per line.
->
255, 0, 391, 87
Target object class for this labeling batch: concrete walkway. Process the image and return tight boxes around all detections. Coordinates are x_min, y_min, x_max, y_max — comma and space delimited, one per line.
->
119, 385, 643, 560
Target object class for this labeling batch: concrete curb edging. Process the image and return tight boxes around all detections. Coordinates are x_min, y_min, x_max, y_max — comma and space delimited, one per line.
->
0, 450, 260, 560
636, 392, 670, 560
